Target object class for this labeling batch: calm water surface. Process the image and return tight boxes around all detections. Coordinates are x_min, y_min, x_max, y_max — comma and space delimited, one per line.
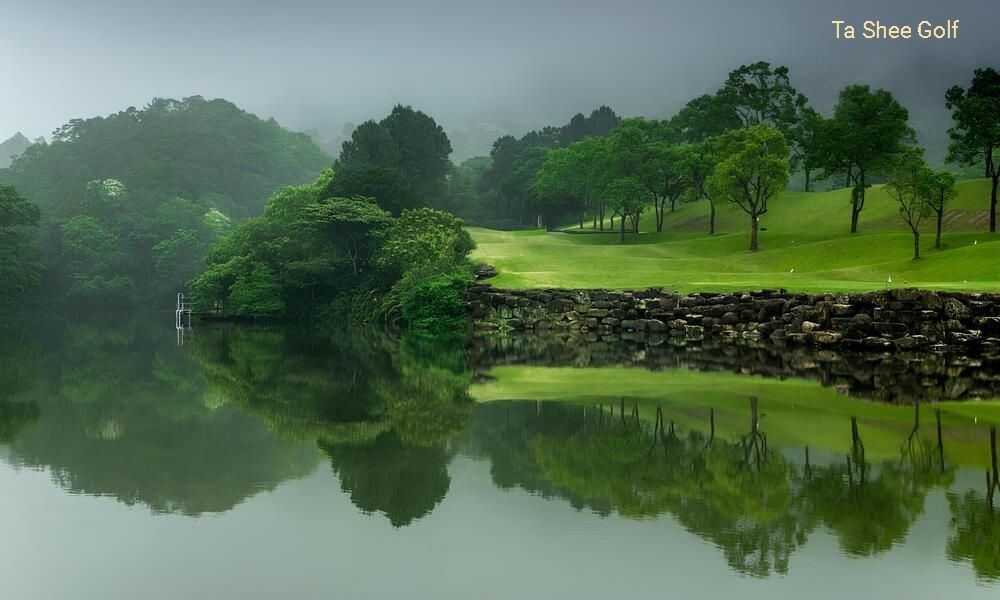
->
2, 314, 999, 599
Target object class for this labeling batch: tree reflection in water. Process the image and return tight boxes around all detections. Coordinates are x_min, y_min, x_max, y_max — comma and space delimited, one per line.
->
3, 317, 1000, 580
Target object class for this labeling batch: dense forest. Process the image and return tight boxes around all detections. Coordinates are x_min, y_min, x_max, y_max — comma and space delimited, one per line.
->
0, 96, 330, 306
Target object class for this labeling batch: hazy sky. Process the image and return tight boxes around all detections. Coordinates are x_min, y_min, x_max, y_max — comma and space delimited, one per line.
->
1, 0, 994, 149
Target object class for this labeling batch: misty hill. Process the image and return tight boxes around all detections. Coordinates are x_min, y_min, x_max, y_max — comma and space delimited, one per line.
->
0, 96, 332, 306
1, 96, 331, 222
0, 132, 31, 168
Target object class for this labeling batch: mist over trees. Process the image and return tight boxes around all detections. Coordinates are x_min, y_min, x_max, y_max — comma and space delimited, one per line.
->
0, 96, 330, 306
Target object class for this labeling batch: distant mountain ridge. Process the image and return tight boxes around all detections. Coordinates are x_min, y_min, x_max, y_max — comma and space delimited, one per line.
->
0, 132, 31, 168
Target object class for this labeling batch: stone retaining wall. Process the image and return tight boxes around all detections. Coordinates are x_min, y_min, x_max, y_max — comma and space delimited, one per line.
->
466, 285, 1000, 354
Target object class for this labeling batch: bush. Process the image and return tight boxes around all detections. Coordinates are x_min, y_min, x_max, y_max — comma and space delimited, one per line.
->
400, 270, 472, 336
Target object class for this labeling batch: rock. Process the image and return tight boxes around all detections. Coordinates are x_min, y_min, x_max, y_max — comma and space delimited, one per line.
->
814, 332, 842, 345
647, 319, 668, 333
893, 335, 929, 350
801, 321, 822, 333
684, 325, 705, 341
473, 264, 498, 280
786, 332, 813, 345
943, 298, 972, 321
720, 311, 740, 325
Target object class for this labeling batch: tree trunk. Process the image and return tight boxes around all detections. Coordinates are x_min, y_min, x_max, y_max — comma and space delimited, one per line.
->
936, 210, 943, 249
610, 214, 615, 231
750, 214, 759, 252
619, 214, 625, 242
632, 213, 640, 235
579, 213, 584, 229
599, 204, 605, 231
850, 173, 866, 234
709, 202, 716, 235
912, 230, 920, 260
656, 200, 664, 232
804, 167, 811, 192
991, 174, 998, 233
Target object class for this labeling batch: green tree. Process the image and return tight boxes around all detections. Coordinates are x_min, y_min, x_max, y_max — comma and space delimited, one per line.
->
945, 68, 1000, 232
671, 94, 742, 142
921, 170, 958, 249
820, 85, 915, 233
607, 177, 646, 241
227, 263, 285, 317
707, 125, 790, 251
885, 149, 932, 259
788, 106, 827, 191
326, 106, 451, 214
720, 62, 807, 134
677, 139, 723, 234
307, 197, 392, 274
0, 184, 42, 306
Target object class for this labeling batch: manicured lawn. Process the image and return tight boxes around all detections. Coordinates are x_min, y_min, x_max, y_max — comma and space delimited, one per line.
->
470, 365, 1000, 468
469, 179, 1000, 292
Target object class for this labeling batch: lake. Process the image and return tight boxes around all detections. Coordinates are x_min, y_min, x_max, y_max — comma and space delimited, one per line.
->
2, 314, 999, 599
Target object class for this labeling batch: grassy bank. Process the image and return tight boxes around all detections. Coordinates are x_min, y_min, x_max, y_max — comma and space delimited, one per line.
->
469, 179, 1000, 292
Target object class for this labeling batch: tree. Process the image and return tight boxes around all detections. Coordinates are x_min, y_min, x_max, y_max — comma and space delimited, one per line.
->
227, 264, 285, 317
788, 106, 827, 192
606, 177, 646, 241
945, 68, 1000, 232
677, 139, 722, 234
479, 107, 620, 226
0, 184, 42, 306
610, 118, 685, 232
885, 149, 932, 260
708, 125, 790, 252
306, 197, 392, 274
671, 94, 742, 143
533, 147, 581, 230
820, 85, 915, 233
720, 62, 807, 134
325, 105, 452, 215
921, 170, 958, 249
376, 208, 474, 282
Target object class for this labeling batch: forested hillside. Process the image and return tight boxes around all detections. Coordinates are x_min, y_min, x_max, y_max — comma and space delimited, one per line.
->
0, 97, 331, 306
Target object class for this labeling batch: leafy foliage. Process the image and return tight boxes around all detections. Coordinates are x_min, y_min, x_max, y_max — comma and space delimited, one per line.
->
190, 173, 474, 328
0, 184, 42, 306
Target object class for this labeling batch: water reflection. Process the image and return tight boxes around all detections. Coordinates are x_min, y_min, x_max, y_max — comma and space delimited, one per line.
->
0, 318, 318, 515
1, 317, 999, 583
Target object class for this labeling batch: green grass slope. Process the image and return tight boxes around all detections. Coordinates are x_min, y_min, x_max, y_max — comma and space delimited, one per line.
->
469, 179, 1000, 292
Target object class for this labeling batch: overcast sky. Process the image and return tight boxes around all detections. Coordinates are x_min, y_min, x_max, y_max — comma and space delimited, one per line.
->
1, 0, 993, 148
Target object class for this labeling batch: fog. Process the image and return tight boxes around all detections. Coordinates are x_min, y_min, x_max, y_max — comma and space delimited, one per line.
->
2, 0, 994, 158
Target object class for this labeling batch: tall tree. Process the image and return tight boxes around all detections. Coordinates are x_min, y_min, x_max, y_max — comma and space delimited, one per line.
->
707, 125, 790, 251
677, 139, 722, 234
720, 62, 807, 134
921, 170, 958, 249
820, 85, 915, 233
788, 106, 827, 192
885, 149, 932, 260
945, 68, 1000, 232
326, 106, 451, 215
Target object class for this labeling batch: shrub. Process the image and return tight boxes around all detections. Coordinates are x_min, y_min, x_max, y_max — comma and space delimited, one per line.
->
400, 270, 471, 336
